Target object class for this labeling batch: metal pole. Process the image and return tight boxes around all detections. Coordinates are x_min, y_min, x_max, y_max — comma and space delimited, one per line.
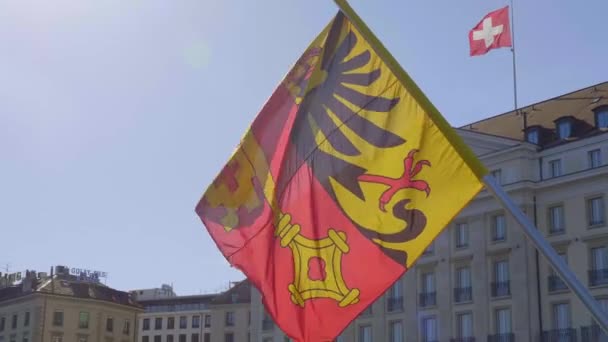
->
484, 175, 608, 333
508, 0, 526, 130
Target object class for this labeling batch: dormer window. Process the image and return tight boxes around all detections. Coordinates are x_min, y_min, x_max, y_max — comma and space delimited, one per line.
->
555, 118, 572, 140
526, 128, 539, 144
595, 107, 608, 130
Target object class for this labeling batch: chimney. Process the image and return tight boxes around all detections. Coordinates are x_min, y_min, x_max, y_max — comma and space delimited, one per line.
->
21, 270, 37, 293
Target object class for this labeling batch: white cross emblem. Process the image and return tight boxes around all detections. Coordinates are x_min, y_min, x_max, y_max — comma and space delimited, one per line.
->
472, 18, 504, 48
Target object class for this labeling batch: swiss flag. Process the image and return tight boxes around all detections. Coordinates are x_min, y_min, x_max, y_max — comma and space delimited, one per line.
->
469, 6, 512, 56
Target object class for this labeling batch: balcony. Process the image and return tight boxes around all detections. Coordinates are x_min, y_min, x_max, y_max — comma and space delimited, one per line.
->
454, 287, 473, 303
589, 269, 608, 287
540, 328, 577, 342
548, 275, 569, 292
549, 226, 565, 235
419, 292, 436, 307
456, 241, 469, 249
262, 319, 274, 331
487, 333, 515, 342
386, 296, 403, 312
491, 281, 511, 298
581, 324, 608, 342
451, 338, 475, 342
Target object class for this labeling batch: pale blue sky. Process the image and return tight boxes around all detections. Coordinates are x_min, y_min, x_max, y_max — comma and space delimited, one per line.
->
1, 0, 606, 295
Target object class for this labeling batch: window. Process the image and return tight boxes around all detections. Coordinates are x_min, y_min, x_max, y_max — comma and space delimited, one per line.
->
142, 337, 149, 342
553, 303, 571, 329
155, 317, 162, 330
167, 336, 174, 342
492, 214, 506, 241
389, 321, 403, 342
225, 312, 235, 327
179, 316, 187, 329
23, 312, 29, 327
77, 336, 87, 342
358, 325, 372, 342
167, 317, 175, 330
154, 336, 161, 342
179, 335, 187, 342
143, 318, 150, 331
589, 149, 602, 168
456, 312, 473, 338
549, 159, 562, 178
491, 169, 502, 184
191, 334, 199, 342
204, 315, 211, 328
597, 298, 608, 314
422, 316, 437, 342
548, 205, 565, 234
1, 316, 5, 331
387, 278, 403, 312
457, 266, 472, 289
224, 333, 234, 342
203, 333, 210, 342
422, 272, 435, 293
455, 266, 472, 303
51, 335, 62, 342
123, 320, 130, 335
388, 277, 402, 298
106, 317, 113, 332
557, 120, 572, 139
455, 222, 468, 248
22, 331, 29, 342
420, 272, 436, 307
591, 246, 608, 287
9, 335, 16, 342
493, 260, 510, 297
588, 196, 605, 227
526, 128, 539, 144
592, 247, 608, 269
53, 311, 63, 327
549, 253, 568, 292
11, 315, 17, 330
596, 107, 608, 129
423, 242, 434, 255
192, 315, 200, 329
79, 312, 90, 329
495, 308, 512, 334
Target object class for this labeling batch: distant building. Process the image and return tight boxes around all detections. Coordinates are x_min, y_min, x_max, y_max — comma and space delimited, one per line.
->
131, 285, 177, 302
0, 265, 142, 342
135, 281, 251, 342
248, 82, 608, 342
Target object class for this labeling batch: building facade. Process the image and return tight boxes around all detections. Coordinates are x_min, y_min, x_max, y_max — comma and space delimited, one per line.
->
0, 266, 142, 342
247, 82, 608, 342
135, 281, 251, 342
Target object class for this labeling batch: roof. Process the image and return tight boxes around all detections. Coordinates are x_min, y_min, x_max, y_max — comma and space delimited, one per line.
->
136, 293, 216, 306
0, 274, 141, 309
460, 81, 608, 144
211, 279, 251, 305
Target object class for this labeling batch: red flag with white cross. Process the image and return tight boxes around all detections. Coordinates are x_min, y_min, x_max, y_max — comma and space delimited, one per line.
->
469, 6, 512, 56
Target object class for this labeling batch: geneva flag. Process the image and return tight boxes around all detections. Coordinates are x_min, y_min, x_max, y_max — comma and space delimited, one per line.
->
196, 9, 486, 342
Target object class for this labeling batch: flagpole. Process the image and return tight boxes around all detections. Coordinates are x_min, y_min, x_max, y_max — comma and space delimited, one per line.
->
332, 0, 608, 335
509, 0, 524, 129
484, 176, 608, 334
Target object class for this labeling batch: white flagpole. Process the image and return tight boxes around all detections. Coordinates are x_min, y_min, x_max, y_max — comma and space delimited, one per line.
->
509, 0, 524, 128
484, 175, 608, 333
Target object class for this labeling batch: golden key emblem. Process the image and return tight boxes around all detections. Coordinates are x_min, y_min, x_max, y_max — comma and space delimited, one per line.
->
275, 213, 360, 307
